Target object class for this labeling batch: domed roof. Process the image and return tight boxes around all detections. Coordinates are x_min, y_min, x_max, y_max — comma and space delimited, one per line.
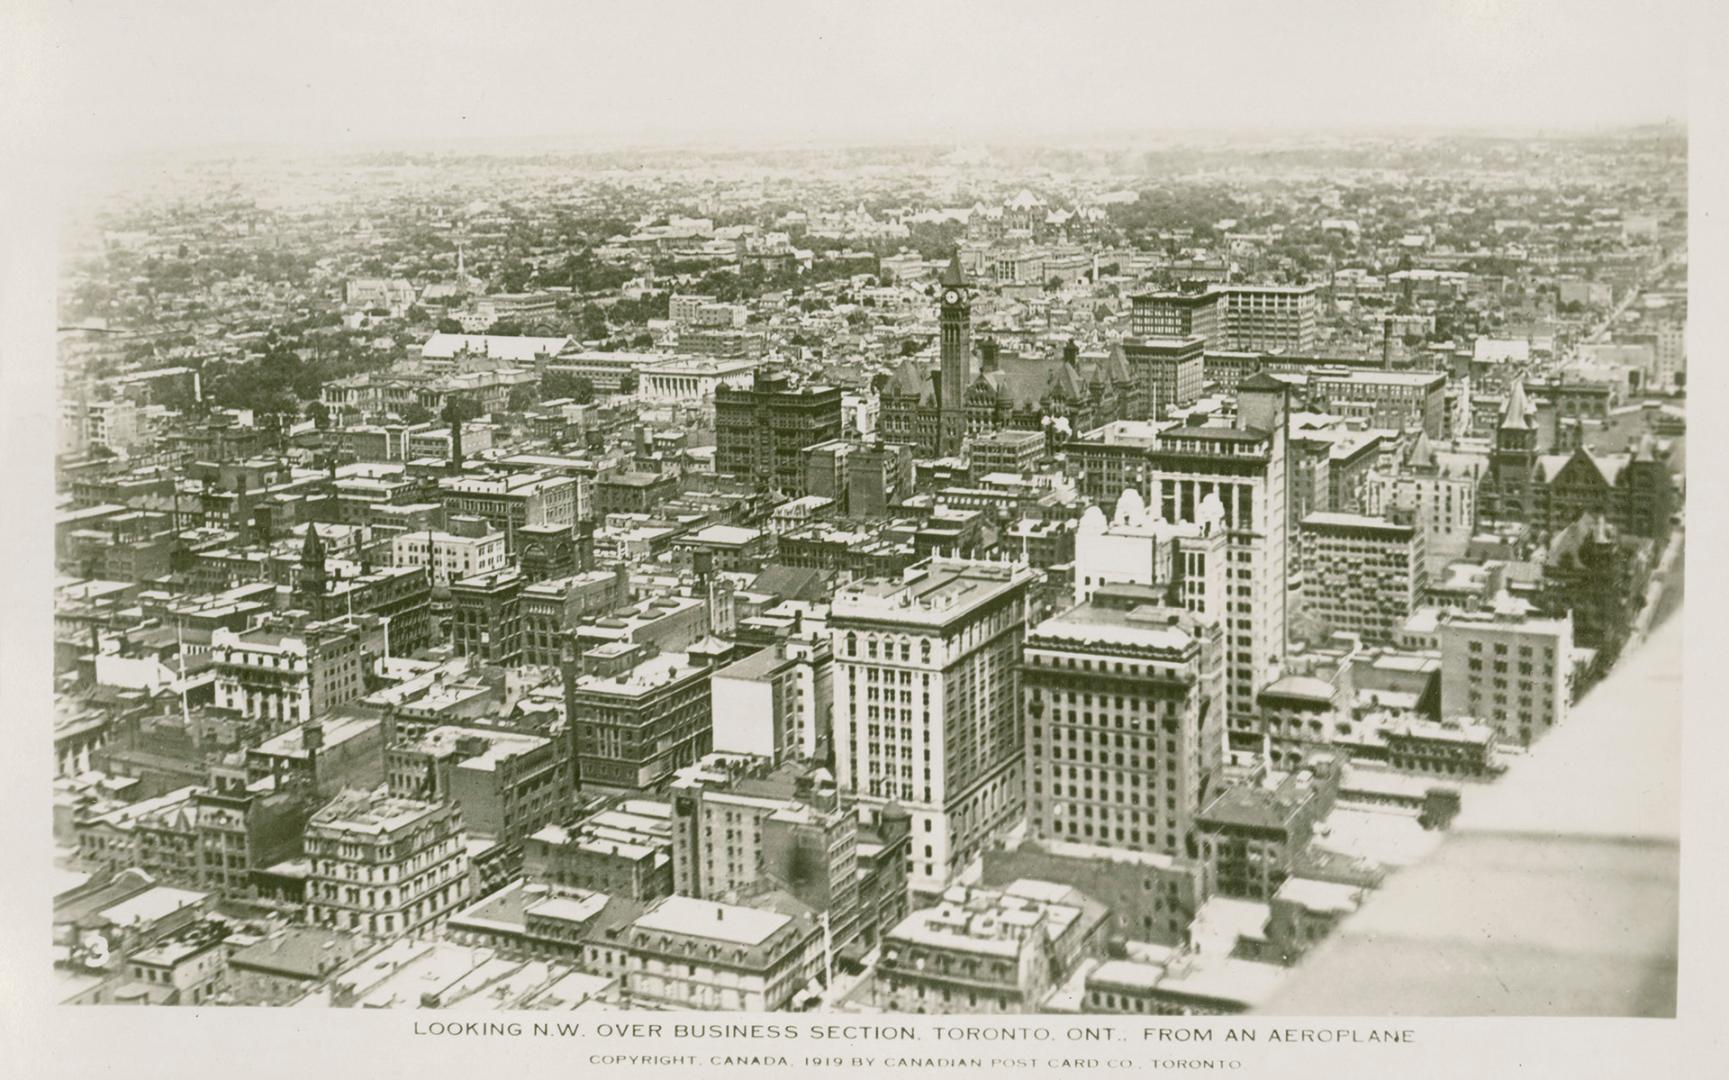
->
1113, 488, 1148, 525
1196, 491, 1226, 532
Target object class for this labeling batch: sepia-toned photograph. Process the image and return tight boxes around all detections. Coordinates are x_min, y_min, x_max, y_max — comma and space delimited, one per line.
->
3, 1, 1721, 1076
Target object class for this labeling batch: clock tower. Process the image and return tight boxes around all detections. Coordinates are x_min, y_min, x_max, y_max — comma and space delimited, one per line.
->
938, 252, 973, 455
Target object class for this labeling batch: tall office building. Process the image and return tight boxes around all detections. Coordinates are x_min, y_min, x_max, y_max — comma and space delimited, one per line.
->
667, 754, 884, 955
937, 255, 974, 456
714, 370, 843, 495
565, 652, 714, 793
1138, 373, 1291, 721
1023, 593, 1226, 860
830, 557, 1037, 898
448, 569, 526, 667
669, 753, 810, 901
1220, 284, 1319, 353
437, 472, 579, 552
1298, 512, 1426, 645
710, 641, 830, 764
1121, 336, 1206, 417
1130, 289, 1223, 343
385, 726, 573, 858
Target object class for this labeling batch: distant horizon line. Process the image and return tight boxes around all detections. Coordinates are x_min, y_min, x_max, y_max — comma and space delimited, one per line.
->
59, 117, 1688, 165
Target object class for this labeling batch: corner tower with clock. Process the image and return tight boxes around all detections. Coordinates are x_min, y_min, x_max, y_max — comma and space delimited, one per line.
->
938, 252, 973, 455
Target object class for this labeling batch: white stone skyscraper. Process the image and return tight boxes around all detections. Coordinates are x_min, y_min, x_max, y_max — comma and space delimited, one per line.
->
830, 557, 1038, 899
1138, 372, 1291, 723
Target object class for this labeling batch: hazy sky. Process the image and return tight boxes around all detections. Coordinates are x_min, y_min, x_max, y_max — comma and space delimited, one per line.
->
11, 0, 1694, 154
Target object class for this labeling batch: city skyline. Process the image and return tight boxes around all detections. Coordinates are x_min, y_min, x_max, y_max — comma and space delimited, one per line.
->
5, 2, 1716, 1075
38, 122, 1686, 1020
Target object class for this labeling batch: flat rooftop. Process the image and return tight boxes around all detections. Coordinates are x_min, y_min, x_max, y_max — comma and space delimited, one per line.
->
1313, 369, 1447, 387
632, 896, 791, 947
570, 651, 702, 697
408, 726, 551, 771
1274, 877, 1365, 915
833, 558, 1034, 626
1078, 419, 1177, 447
1028, 602, 1203, 655
251, 715, 379, 759
97, 886, 209, 927
1315, 804, 1444, 869
683, 524, 762, 547
1156, 955, 1286, 1007
310, 790, 442, 835
1302, 512, 1416, 536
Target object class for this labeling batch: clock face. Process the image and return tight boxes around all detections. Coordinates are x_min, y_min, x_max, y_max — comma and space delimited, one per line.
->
944, 289, 961, 305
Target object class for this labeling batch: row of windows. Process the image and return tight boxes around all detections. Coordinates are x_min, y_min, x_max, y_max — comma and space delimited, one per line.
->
1037, 813, 1181, 851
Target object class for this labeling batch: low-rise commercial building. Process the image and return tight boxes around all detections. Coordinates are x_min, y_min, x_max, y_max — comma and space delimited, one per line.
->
1195, 759, 1341, 902
524, 799, 675, 902
388, 524, 507, 586
622, 895, 822, 1011
565, 652, 713, 793
387, 726, 573, 858
245, 716, 385, 798
211, 619, 366, 729
874, 880, 1109, 1013
305, 789, 470, 939
1439, 602, 1574, 748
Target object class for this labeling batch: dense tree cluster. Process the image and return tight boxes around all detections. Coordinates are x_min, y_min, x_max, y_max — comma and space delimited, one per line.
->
541, 371, 596, 403
202, 332, 394, 419
1103, 185, 1253, 247
539, 249, 633, 294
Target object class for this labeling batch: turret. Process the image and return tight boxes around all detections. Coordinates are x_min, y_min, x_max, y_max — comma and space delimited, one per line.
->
1497, 380, 1535, 453
296, 522, 329, 619
1237, 371, 1289, 435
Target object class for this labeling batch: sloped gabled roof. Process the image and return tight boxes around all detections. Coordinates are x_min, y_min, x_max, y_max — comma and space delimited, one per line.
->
885, 357, 935, 403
